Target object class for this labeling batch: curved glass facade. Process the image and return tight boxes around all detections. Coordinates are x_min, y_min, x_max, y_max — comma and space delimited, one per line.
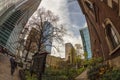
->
0, 0, 41, 55
80, 27, 92, 59
0, 0, 22, 16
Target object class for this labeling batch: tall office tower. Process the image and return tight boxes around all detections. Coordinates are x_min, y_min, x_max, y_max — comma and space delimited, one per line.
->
80, 27, 92, 59
0, 0, 41, 56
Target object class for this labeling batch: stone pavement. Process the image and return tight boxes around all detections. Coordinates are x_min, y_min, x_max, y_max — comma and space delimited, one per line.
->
75, 69, 89, 80
0, 53, 20, 80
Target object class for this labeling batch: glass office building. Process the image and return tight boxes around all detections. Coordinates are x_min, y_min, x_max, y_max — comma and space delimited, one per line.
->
0, 0, 22, 16
0, 0, 41, 55
80, 27, 92, 59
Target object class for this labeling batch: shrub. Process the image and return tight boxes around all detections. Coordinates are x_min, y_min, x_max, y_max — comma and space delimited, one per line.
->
87, 64, 109, 80
77, 67, 85, 74
25, 70, 37, 80
101, 69, 120, 80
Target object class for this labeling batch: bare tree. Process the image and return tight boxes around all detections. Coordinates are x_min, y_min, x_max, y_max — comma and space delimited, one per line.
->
24, 7, 66, 61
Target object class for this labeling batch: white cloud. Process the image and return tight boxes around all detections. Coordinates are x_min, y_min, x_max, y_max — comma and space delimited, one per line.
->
38, 0, 86, 58
40, 0, 71, 25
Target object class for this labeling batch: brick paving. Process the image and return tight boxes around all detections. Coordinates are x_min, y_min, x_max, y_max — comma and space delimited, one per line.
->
0, 53, 20, 80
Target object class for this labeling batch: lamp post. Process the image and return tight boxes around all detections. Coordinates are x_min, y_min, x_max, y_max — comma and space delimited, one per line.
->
32, 52, 49, 80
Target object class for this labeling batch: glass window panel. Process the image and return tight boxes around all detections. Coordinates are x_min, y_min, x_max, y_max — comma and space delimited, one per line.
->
114, 35, 119, 44
0, 30, 11, 37
0, 30, 10, 38
0, 34, 8, 41
106, 24, 120, 49
0, 0, 22, 16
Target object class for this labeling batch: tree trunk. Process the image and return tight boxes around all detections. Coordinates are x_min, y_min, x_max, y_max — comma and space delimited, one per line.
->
38, 41, 42, 53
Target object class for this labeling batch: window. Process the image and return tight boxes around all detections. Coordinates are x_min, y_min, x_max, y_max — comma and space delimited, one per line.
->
94, 4, 99, 22
113, 0, 118, 3
106, 24, 120, 49
84, 0, 94, 13
103, 0, 113, 8
112, 0, 119, 13
104, 19, 120, 52
84, 0, 99, 22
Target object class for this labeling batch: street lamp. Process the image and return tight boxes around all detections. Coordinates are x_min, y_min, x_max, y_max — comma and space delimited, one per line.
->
32, 52, 49, 80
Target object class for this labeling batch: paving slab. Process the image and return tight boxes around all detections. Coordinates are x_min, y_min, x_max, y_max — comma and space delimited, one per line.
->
0, 54, 20, 80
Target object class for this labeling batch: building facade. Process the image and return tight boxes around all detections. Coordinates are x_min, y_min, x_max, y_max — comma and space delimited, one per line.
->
65, 43, 76, 64
0, 0, 41, 56
78, 0, 120, 67
0, 0, 21, 16
75, 44, 85, 59
46, 55, 63, 69
42, 21, 53, 53
24, 21, 53, 58
80, 27, 92, 59
25, 27, 39, 54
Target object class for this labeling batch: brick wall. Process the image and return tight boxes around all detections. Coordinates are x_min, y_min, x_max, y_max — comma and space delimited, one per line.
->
78, 0, 120, 67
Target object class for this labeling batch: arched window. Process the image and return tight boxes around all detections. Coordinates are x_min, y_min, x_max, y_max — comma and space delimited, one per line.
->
84, 0, 94, 13
106, 24, 120, 49
104, 18, 120, 52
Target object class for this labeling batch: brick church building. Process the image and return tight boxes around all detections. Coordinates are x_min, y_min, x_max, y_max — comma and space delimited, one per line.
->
78, 0, 120, 67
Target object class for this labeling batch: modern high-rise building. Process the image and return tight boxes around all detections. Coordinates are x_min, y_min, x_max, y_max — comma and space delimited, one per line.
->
42, 21, 53, 53
80, 27, 92, 59
78, 0, 120, 67
0, 0, 41, 56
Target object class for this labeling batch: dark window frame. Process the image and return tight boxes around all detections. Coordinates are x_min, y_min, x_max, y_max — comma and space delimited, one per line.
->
84, 1, 94, 13
112, 0, 119, 13
106, 24, 120, 50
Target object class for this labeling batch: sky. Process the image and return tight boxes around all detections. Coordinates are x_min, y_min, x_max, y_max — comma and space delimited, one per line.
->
39, 0, 86, 58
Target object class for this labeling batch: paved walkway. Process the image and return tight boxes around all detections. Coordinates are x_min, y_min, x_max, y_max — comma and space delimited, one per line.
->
75, 69, 89, 80
0, 54, 20, 80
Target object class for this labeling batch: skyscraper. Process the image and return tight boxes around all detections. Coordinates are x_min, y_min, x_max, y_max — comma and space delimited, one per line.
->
80, 27, 92, 59
42, 21, 53, 53
0, 0, 41, 55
